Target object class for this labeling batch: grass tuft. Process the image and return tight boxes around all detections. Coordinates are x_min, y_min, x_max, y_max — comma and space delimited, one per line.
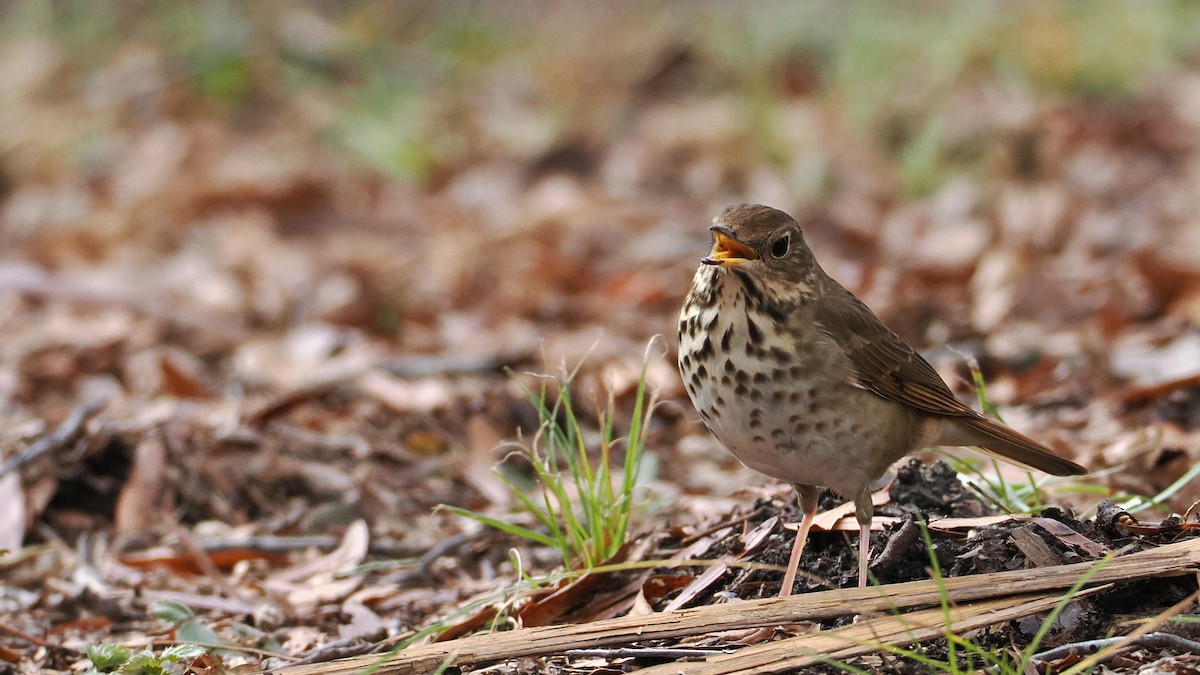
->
443, 341, 659, 572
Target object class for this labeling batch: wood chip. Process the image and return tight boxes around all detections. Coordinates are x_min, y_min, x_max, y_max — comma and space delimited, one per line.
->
1010, 524, 1063, 567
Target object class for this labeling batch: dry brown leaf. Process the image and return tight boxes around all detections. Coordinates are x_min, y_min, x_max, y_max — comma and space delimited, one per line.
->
663, 515, 780, 612
462, 414, 509, 507
630, 585, 656, 617
118, 547, 287, 575
809, 488, 891, 532
157, 351, 211, 399
270, 520, 370, 584
114, 437, 166, 536
261, 521, 370, 611
1032, 517, 1111, 557
339, 585, 392, 640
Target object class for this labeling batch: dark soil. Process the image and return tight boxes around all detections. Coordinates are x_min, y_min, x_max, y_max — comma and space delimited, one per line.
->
633, 459, 1200, 672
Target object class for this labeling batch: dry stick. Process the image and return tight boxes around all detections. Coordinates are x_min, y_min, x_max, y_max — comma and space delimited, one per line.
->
963, 479, 1015, 515
1117, 372, 1200, 408
381, 532, 483, 585
377, 353, 526, 378
150, 640, 290, 660
675, 505, 773, 547
564, 647, 733, 659
267, 537, 1200, 675
636, 587, 1111, 675
1032, 632, 1200, 662
1061, 587, 1200, 674
192, 535, 428, 559
0, 401, 103, 478
246, 350, 524, 426
287, 630, 391, 667
0, 621, 49, 647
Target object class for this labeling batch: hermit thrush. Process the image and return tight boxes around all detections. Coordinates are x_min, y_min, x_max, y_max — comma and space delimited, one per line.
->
677, 204, 1085, 596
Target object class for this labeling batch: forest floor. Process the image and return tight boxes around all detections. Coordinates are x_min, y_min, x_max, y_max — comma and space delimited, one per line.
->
3, 3, 1200, 673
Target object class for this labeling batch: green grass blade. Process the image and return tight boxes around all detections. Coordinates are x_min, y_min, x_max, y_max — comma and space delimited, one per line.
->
445, 341, 659, 573
439, 506, 559, 548
1121, 461, 1200, 514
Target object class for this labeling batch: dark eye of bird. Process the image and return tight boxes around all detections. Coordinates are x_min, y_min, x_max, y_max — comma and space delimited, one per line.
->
771, 235, 790, 258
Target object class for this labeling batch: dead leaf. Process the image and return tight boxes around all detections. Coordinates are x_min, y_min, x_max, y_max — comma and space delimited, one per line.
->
114, 437, 166, 536
0, 472, 25, 552
1010, 525, 1063, 567
809, 489, 892, 532
663, 516, 779, 612
357, 371, 453, 414
1032, 517, 1111, 558
462, 414, 509, 507
271, 520, 369, 584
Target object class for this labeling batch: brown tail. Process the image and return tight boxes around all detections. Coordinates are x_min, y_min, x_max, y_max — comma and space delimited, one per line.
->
945, 416, 1086, 476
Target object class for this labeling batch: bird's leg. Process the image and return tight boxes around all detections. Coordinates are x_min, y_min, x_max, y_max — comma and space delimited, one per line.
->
780, 484, 819, 597
854, 486, 874, 588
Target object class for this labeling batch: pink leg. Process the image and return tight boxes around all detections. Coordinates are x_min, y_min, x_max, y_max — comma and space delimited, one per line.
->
780, 485, 819, 597
858, 520, 870, 587
855, 487, 874, 588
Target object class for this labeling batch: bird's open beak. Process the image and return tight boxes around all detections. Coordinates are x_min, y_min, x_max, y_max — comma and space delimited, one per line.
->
702, 225, 757, 266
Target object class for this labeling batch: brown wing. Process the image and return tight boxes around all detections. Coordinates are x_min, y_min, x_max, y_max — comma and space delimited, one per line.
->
812, 280, 1086, 476
813, 283, 980, 419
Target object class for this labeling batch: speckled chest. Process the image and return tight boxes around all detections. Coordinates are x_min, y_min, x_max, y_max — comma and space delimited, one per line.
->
677, 266, 894, 492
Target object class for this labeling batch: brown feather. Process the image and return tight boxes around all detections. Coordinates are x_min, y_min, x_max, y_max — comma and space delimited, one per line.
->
814, 277, 1085, 476
945, 416, 1086, 476
813, 281, 976, 418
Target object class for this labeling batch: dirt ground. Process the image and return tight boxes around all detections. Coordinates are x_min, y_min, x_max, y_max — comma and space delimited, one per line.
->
3, 3, 1200, 674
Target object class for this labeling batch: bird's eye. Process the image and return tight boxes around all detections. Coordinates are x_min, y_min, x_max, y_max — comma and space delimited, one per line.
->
771, 235, 790, 258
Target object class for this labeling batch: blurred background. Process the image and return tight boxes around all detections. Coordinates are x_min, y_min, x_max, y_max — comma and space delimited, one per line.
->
3, 0, 1200, 668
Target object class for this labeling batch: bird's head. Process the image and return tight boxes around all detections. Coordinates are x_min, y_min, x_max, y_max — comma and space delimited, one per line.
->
702, 204, 817, 284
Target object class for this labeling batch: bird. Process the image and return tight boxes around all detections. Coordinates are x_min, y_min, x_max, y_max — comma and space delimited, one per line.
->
676, 203, 1086, 596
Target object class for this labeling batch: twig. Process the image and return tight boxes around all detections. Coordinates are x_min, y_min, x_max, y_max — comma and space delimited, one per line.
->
563, 647, 733, 659
676, 506, 773, 547
963, 478, 1015, 515
287, 630, 390, 667
0, 621, 49, 647
378, 353, 527, 378
1031, 632, 1200, 662
1117, 373, 1200, 408
1063, 587, 1200, 673
267, 422, 370, 457
149, 640, 290, 659
0, 401, 103, 478
247, 351, 527, 425
381, 532, 482, 584
192, 535, 426, 559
